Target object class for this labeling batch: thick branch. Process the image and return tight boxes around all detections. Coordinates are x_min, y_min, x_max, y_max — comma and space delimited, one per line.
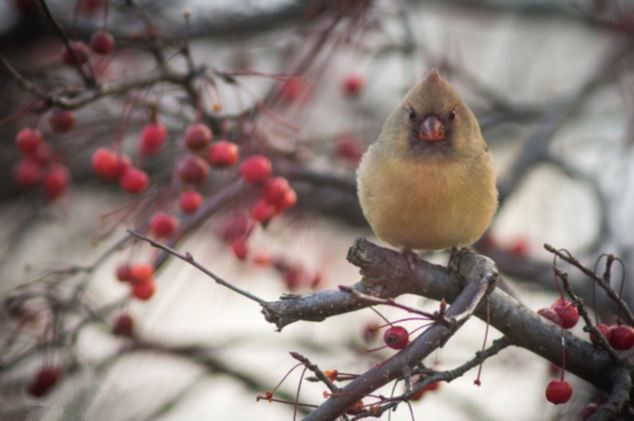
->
263, 239, 616, 402
304, 247, 496, 420
588, 366, 632, 421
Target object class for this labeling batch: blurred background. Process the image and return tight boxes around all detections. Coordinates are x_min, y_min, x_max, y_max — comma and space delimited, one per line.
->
0, 0, 633, 420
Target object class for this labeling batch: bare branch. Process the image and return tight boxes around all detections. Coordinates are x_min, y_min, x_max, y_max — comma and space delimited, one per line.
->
127, 229, 267, 306
36, 0, 95, 87
545, 244, 634, 326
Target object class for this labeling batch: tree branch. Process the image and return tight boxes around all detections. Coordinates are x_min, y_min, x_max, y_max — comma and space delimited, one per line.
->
263, 239, 616, 401
303, 247, 497, 419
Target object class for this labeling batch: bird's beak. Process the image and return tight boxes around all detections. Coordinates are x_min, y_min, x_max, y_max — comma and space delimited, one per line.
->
418, 114, 445, 142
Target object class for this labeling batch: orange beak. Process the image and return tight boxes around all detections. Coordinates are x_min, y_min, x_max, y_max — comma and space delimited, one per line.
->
418, 115, 444, 142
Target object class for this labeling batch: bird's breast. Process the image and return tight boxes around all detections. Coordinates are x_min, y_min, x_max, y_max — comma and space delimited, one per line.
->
357, 149, 496, 250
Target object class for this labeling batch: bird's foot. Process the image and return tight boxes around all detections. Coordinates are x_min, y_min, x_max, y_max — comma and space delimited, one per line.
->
447, 245, 475, 273
447, 246, 459, 273
401, 247, 420, 272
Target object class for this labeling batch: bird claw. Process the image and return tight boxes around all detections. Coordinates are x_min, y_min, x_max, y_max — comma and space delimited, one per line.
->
401, 247, 419, 272
448, 245, 475, 272
447, 246, 461, 273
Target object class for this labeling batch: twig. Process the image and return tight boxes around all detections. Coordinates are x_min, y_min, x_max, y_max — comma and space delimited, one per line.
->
36, 0, 95, 87
359, 336, 513, 418
545, 244, 634, 326
152, 178, 248, 268
554, 267, 625, 365
338, 286, 440, 324
127, 230, 266, 305
289, 352, 339, 393
0, 56, 49, 99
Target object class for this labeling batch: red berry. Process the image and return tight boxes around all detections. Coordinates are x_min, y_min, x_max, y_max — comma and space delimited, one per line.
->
608, 325, 634, 350
208, 140, 239, 167
508, 238, 530, 257
363, 322, 380, 342
116, 264, 132, 282
345, 400, 364, 415
222, 215, 250, 242
240, 155, 272, 183
342, 73, 365, 96
131, 279, 155, 301
29, 142, 54, 165
273, 188, 297, 213
79, 0, 103, 14
90, 31, 114, 55
179, 191, 202, 214
92, 148, 125, 180
263, 177, 290, 204
383, 325, 409, 350
411, 381, 441, 401
177, 155, 209, 185
150, 212, 179, 238
310, 272, 322, 289
43, 165, 70, 200
552, 299, 579, 329
538, 307, 561, 325
184, 123, 212, 150
62, 41, 89, 65
231, 237, 248, 260
15, 128, 42, 155
283, 265, 309, 290
119, 167, 148, 193
129, 263, 154, 284
112, 313, 134, 336
335, 134, 363, 163
48, 110, 76, 133
590, 323, 610, 345
279, 76, 310, 103
251, 199, 275, 224
252, 252, 273, 267
545, 380, 573, 404
139, 123, 167, 155
28, 366, 61, 397
14, 159, 41, 187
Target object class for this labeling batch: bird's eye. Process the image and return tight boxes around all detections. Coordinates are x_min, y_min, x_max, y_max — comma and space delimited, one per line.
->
449, 109, 456, 120
406, 105, 416, 121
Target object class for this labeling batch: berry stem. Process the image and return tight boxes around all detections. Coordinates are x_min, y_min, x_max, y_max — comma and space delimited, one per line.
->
293, 366, 308, 421
560, 330, 566, 382
369, 306, 391, 326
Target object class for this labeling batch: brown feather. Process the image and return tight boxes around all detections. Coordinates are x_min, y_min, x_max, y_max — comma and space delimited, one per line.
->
357, 69, 498, 250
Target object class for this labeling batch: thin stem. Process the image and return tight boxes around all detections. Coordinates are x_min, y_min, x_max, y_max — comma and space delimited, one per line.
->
127, 230, 267, 305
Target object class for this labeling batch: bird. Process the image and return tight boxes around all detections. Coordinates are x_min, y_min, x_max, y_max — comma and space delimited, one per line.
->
356, 69, 497, 252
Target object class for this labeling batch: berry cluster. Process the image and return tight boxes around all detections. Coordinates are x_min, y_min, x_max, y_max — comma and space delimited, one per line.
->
14, 126, 71, 201
116, 263, 156, 301
538, 298, 579, 329
590, 323, 634, 350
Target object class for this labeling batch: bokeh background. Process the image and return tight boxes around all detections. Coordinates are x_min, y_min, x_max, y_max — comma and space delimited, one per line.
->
1, 0, 633, 420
